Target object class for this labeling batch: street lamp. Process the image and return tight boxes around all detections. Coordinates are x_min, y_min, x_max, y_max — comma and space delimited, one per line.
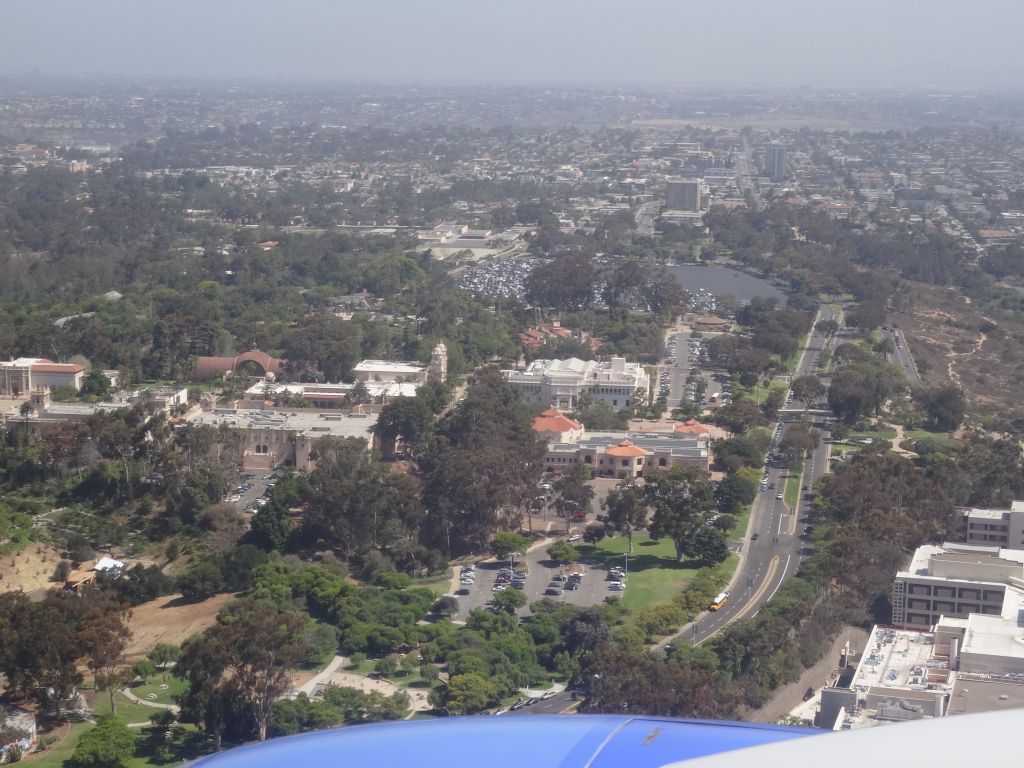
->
563, 499, 578, 534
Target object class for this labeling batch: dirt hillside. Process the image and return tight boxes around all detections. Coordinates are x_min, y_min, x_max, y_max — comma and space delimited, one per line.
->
0, 543, 63, 594
124, 592, 236, 658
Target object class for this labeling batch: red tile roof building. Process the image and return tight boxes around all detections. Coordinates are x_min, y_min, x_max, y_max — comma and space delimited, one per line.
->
0, 358, 84, 396
193, 349, 287, 381
532, 407, 584, 443
674, 419, 710, 436
520, 321, 603, 353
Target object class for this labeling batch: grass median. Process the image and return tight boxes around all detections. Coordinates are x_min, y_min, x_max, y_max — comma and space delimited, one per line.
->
783, 471, 802, 509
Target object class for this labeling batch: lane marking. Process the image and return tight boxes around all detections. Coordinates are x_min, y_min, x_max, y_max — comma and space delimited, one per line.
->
698, 554, 780, 645
764, 555, 792, 604
731, 554, 781, 623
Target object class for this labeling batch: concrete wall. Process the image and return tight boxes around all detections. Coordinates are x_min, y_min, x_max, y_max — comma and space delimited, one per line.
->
746, 626, 870, 724
960, 651, 1024, 676
930, 553, 1023, 583
32, 370, 83, 391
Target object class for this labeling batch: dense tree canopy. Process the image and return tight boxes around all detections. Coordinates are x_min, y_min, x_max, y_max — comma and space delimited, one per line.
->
423, 368, 545, 554
645, 465, 720, 563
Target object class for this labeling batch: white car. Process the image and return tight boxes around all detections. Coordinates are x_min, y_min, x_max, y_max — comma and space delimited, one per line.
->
567, 534, 582, 542
609, 582, 625, 591
542, 690, 558, 700
491, 584, 507, 591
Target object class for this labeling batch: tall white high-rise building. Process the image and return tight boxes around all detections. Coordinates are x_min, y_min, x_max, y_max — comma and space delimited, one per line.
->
665, 177, 702, 212
765, 143, 788, 180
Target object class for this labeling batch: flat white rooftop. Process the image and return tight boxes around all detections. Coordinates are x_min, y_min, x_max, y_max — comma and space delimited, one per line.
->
906, 544, 946, 576
353, 360, 425, 374
851, 627, 944, 694
961, 608, 1024, 659
189, 408, 378, 441
836, 626, 952, 730
966, 507, 1010, 520
900, 543, 1024, 579
245, 381, 419, 399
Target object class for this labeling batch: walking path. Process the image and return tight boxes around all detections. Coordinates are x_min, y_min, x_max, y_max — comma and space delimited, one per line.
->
889, 423, 916, 456
121, 686, 180, 714
298, 655, 433, 716
297, 655, 346, 696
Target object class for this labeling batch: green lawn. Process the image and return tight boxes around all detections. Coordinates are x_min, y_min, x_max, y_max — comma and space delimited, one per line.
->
410, 711, 441, 720
344, 657, 377, 676
846, 428, 897, 442
29, 708, 207, 768
786, 333, 810, 374
124, 726, 207, 768
390, 668, 443, 691
24, 721, 93, 768
903, 430, 962, 449
580, 535, 736, 614
412, 571, 453, 597
727, 504, 751, 539
88, 691, 168, 725
733, 378, 789, 405
26, 720, 205, 768
127, 673, 187, 708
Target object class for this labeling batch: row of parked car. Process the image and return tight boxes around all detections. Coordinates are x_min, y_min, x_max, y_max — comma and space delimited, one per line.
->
607, 566, 626, 591
544, 569, 584, 596
492, 690, 559, 715
493, 566, 529, 592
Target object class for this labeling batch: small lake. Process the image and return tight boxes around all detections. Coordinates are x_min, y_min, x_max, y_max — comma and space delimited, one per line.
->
664, 264, 784, 304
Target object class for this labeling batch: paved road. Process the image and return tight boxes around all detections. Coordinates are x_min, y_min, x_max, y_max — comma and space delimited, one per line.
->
229, 473, 276, 516
663, 327, 721, 410
503, 691, 575, 716
664, 328, 694, 409
886, 328, 922, 387
635, 201, 662, 236
656, 304, 841, 651
738, 136, 762, 210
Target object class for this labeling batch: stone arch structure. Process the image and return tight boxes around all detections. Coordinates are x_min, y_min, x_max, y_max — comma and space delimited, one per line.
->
233, 350, 282, 376
193, 349, 287, 381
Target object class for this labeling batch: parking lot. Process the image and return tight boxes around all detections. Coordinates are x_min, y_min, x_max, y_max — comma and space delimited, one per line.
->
454, 257, 544, 300
661, 326, 732, 412
229, 472, 278, 514
453, 530, 627, 620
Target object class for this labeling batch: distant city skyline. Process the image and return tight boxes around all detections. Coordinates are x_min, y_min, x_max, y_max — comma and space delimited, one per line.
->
1, 0, 1023, 90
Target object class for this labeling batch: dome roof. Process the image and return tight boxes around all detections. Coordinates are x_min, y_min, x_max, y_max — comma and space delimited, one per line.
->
674, 419, 710, 435
605, 439, 648, 458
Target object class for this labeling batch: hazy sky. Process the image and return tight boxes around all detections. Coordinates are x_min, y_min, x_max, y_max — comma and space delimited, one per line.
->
1, 0, 1022, 89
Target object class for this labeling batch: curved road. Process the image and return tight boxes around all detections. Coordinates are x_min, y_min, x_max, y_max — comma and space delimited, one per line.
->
655, 304, 841, 651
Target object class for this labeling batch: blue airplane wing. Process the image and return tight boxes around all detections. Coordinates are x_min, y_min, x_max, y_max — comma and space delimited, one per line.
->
187, 715, 814, 768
